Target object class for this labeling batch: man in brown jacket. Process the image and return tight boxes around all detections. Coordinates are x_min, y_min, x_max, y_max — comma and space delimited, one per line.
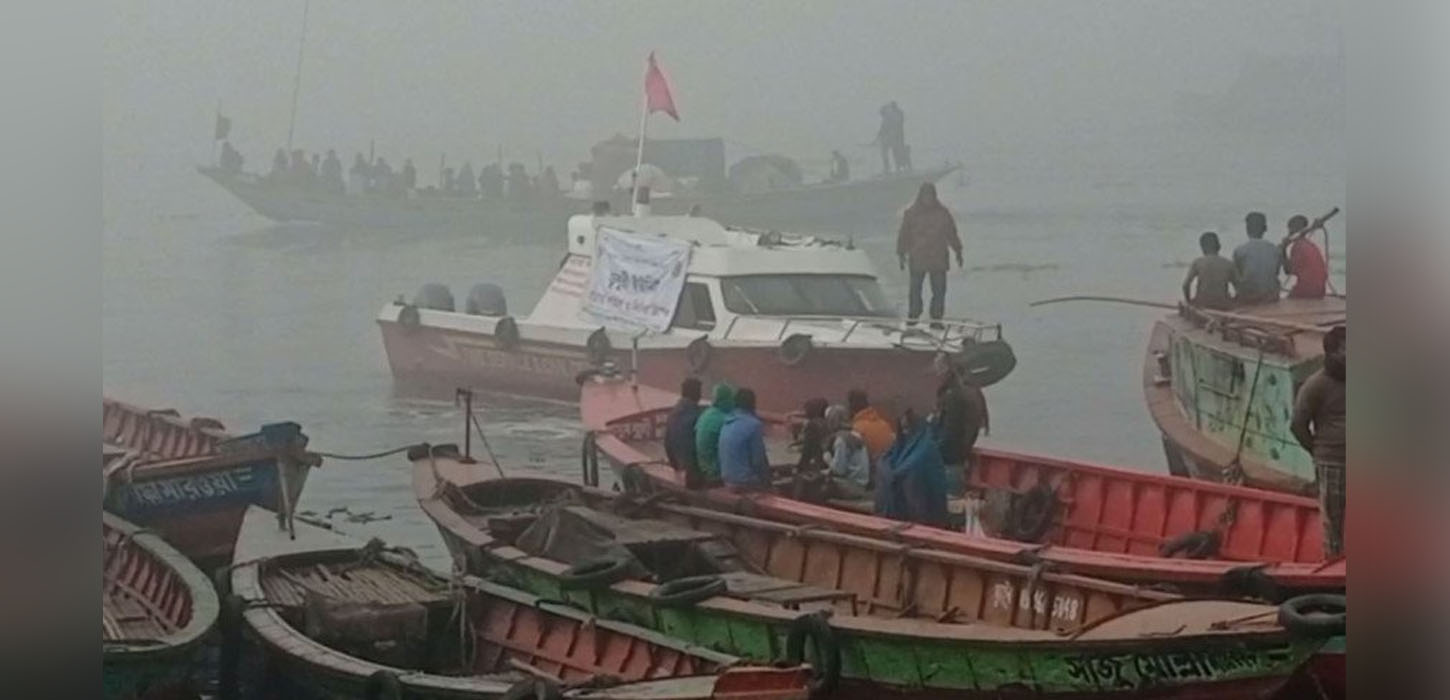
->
1291, 325, 1347, 557
896, 183, 963, 327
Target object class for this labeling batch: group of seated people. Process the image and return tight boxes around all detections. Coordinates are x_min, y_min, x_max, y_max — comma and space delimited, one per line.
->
662, 360, 989, 528
1182, 210, 1333, 310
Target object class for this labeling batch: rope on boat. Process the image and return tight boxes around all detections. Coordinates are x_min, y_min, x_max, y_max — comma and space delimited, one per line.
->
313, 444, 425, 461
1222, 347, 1269, 491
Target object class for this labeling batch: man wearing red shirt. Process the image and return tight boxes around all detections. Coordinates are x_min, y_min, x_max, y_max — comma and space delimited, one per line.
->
1280, 214, 1329, 299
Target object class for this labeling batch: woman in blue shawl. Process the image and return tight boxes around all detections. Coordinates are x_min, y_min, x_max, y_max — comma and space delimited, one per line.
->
873, 409, 949, 527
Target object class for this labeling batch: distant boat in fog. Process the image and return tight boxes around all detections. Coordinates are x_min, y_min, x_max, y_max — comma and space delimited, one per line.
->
198, 135, 957, 236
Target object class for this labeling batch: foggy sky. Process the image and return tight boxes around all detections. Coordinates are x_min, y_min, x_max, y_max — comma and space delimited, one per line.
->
106, 0, 1343, 199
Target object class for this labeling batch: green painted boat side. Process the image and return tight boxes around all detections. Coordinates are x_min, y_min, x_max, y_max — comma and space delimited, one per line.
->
414, 454, 1326, 697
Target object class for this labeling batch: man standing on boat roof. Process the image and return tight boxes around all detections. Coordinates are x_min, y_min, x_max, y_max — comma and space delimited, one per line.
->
1279, 214, 1329, 299
321, 150, 343, 193
400, 158, 417, 194
1232, 211, 1282, 304
1291, 325, 1346, 557
897, 182, 963, 328
1182, 231, 1238, 310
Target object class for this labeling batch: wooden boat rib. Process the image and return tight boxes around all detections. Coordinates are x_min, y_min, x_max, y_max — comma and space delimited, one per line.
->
102, 397, 320, 565
103, 512, 219, 700
229, 506, 811, 700
414, 445, 1331, 698
580, 381, 1345, 593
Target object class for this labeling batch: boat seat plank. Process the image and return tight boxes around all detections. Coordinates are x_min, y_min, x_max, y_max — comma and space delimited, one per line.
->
717, 572, 856, 609
263, 562, 451, 608
560, 505, 717, 547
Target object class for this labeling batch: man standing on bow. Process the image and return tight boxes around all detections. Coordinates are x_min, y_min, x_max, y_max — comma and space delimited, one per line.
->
897, 183, 963, 328
1291, 326, 1347, 557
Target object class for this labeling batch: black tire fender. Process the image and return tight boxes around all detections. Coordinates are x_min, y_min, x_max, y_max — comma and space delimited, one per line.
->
587, 328, 613, 366
784, 612, 842, 696
363, 670, 403, 700
501, 678, 563, 700
958, 339, 1017, 387
779, 333, 813, 367
397, 304, 421, 329
494, 316, 521, 351
559, 556, 633, 590
1278, 594, 1346, 638
1008, 484, 1057, 543
649, 575, 727, 608
687, 336, 712, 373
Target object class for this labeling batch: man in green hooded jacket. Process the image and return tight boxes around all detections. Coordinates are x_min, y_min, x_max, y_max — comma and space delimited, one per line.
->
692, 383, 735, 486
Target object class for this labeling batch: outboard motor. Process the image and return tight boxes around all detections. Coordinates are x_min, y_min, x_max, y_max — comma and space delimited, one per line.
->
465, 283, 507, 316
413, 283, 455, 312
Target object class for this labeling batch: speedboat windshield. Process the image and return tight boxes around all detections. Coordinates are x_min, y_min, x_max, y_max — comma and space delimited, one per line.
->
720, 274, 893, 318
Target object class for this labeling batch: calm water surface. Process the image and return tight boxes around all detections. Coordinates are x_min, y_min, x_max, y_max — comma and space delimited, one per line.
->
104, 135, 1343, 570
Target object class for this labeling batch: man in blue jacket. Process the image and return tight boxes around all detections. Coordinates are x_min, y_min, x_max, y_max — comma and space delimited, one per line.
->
663, 377, 705, 488
718, 388, 771, 491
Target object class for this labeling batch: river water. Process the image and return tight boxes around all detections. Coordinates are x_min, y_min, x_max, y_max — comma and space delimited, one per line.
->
103, 130, 1343, 570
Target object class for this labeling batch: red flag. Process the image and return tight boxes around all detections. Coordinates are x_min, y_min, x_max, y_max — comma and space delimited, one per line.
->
644, 52, 679, 121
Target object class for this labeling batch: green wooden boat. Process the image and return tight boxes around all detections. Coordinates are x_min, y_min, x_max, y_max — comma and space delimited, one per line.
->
413, 445, 1332, 698
103, 511, 219, 700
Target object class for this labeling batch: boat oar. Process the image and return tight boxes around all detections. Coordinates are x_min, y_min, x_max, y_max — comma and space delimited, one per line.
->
1029, 295, 1176, 310
1029, 295, 1334, 334
1286, 207, 1340, 242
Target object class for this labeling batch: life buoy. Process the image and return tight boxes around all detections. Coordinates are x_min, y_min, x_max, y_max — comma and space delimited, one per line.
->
397, 304, 421, 329
494, 316, 521, 351
784, 612, 842, 696
560, 556, 633, 590
779, 333, 813, 367
363, 670, 403, 700
1278, 594, 1346, 637
687, 336, 712, 373
501, 678, 563, 700
957, 339, 1017, 387
649, 575, 727, 608
586, 328, 612, 365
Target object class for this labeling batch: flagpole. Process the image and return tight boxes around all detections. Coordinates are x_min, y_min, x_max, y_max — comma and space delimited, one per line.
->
630, 56, 650, 215
213, 99, 223, 167
285, 0, 311, 152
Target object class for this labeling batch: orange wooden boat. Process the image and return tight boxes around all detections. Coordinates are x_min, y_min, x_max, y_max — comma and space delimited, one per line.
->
579, 380, 1345, 594
227, 506, 811, 700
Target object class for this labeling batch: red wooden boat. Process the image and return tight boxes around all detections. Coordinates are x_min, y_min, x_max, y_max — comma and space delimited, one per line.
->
102, 397, 321, 566
579, 380, 1345, 594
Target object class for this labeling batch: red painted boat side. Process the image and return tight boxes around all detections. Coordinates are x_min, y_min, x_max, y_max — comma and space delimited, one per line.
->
580, 380, 1345, 591
381, 319, 944, 414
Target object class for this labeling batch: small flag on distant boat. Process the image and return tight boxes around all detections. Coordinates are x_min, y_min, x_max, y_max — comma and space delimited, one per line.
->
644, 52, 678, 121
214, 113, 232, 141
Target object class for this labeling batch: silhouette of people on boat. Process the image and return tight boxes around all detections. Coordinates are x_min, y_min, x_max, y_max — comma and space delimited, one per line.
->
827, 150, 850, 183
218, 141, 244, 174
875, 101, 910, 174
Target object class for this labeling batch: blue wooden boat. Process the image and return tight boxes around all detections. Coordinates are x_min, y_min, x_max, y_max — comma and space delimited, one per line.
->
102, 398, 321, 567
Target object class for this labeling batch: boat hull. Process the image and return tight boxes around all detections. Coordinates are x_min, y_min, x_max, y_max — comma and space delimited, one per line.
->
229, 507, 811, 700
199, 165, 953, 234
579, 381, 1345, 593
103, 399, 317, 567
380, 318, 944, 415
103, 513, 219, 700
1141, 300, 1345, 497
415, 456, 1321, 698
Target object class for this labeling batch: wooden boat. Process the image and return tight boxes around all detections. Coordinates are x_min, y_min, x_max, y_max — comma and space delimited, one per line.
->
1144, 299, 1345, 495
227, 506, 811, 700
102, 397, 321, 566
198, 161, 953, 235
413, 445, 1334, 698
103, 512, 219, 700
378, 212, 1012, 414
579, 380, 1345, 595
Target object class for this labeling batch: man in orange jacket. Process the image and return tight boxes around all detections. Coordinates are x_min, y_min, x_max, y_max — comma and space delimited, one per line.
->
847, 389, 896, 485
